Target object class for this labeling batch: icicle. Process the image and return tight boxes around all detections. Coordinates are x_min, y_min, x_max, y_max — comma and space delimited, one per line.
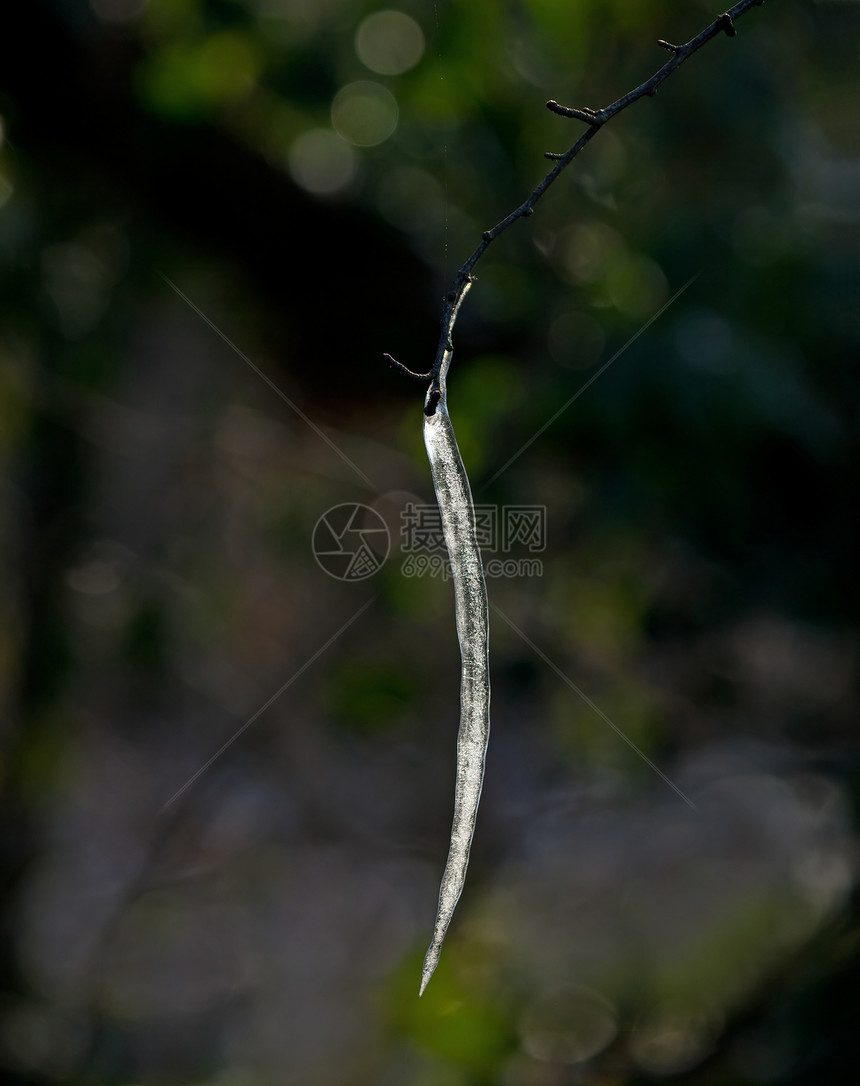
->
420, 370, 491, 996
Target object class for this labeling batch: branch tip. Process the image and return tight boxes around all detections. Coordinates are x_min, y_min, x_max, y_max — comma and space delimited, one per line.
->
544, 151, 564, 160
656, 39, 681, 53
383, 353, 433, 382
547, 100, 601, 125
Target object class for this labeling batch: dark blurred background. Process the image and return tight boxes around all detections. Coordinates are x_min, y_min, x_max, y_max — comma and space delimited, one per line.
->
1, 1, 858, 1083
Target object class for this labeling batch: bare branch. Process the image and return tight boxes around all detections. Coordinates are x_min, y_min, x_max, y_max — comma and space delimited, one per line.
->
384, 0, 766, 387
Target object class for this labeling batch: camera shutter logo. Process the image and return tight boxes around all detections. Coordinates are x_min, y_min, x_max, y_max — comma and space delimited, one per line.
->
312, 503, 390, 581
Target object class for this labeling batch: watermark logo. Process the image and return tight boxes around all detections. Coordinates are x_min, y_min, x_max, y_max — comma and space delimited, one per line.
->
403, 501, 544, 552
313, 501, 545, 580
401, 503, 546, 554
401, 553, 544, 580
399, 502, 545, 579
312, 503, 390, 581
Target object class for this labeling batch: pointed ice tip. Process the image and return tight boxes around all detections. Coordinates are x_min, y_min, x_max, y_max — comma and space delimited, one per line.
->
418, 960, 435, 997
419, 944, 440, 997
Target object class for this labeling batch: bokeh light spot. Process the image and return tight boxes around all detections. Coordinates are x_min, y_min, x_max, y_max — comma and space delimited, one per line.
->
91, 0, 147, 23
0, 171, 13, 210
138, 32, 261, 116
355, 10, 425, 76
674, 307, 736, 372
559, 220, 623, 285
631, 1009, 723, 1075
548, 310, 606, 369
376, 166, 444, 231
331, 82, 398, 147
520, 986, 618, 1064
288, 129, 357, 195
607, 254, 668, 319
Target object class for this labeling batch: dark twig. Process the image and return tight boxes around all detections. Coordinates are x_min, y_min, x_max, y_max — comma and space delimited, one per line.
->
383, 353, 432, 382
545, 101, 601, 124
384, 0, 766, 395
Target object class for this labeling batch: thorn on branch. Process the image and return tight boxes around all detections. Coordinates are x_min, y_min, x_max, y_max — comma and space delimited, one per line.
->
656, 39, 681, 54
383, 353, 433, 382
546, 100, 602, 125
718, 12, 737, 36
